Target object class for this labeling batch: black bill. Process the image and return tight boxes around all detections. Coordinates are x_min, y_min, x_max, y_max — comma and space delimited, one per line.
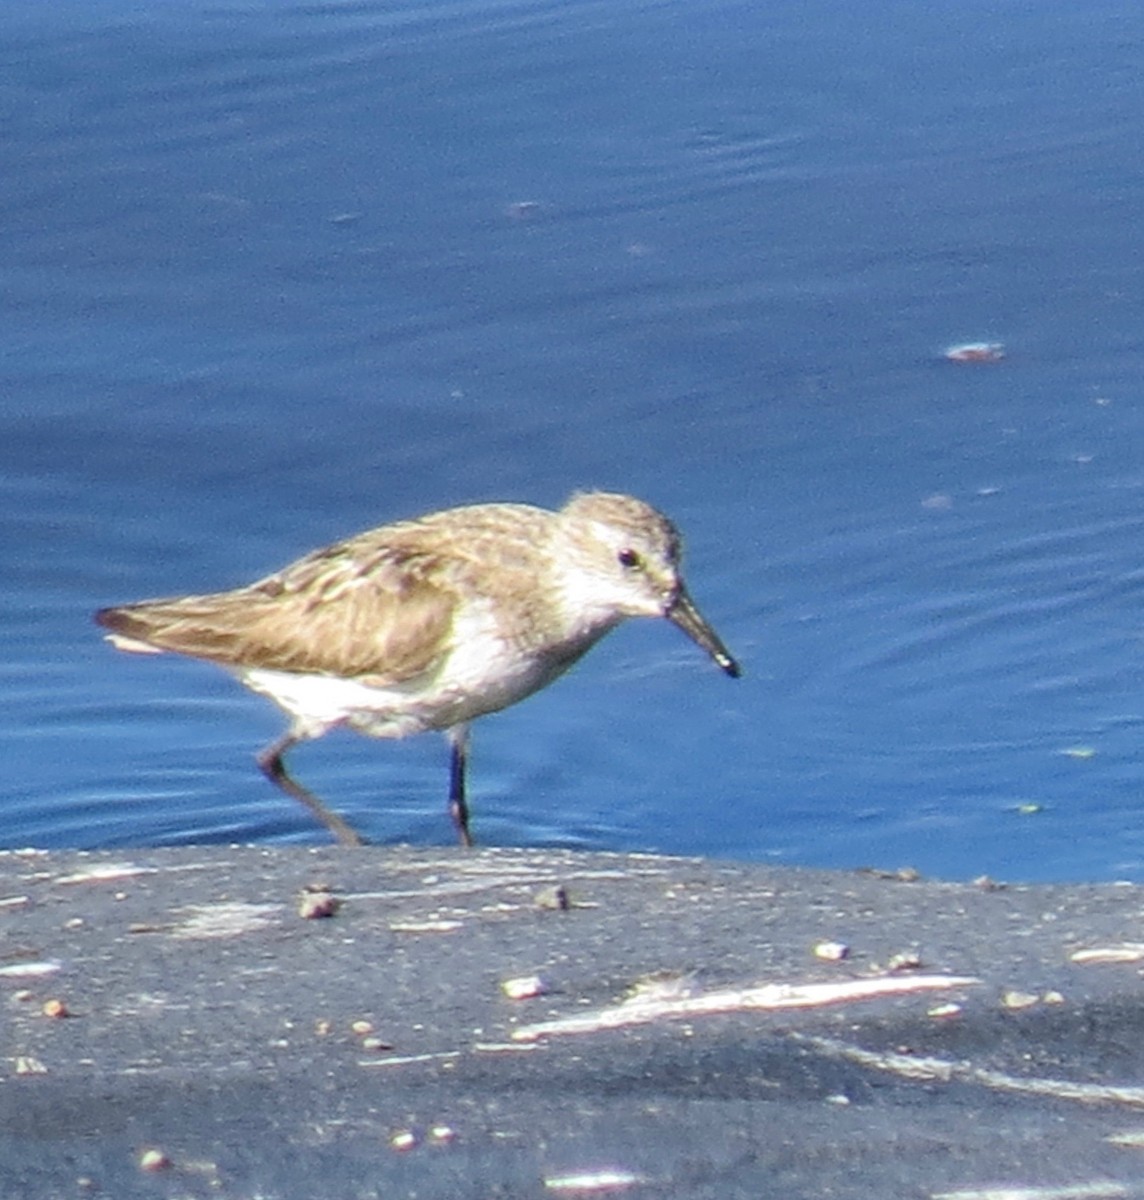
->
666, 590, 741, 678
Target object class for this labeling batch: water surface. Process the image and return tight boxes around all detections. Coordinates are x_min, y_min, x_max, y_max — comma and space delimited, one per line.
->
4, 0, 1144, 882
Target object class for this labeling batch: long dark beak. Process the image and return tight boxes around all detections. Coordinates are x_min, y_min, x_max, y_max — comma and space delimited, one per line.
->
666, 589, 741, 678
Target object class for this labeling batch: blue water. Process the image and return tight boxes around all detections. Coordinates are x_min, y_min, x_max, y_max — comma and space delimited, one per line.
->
4, 0, 1144, 882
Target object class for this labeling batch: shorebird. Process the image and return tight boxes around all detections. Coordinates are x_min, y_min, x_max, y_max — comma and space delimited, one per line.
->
95, 491, 740, 847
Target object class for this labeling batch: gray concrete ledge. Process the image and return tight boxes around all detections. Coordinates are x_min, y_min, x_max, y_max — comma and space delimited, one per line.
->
2, 845, 1144, 1198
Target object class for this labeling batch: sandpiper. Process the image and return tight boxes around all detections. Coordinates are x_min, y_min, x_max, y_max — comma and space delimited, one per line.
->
95, 491, 739, 847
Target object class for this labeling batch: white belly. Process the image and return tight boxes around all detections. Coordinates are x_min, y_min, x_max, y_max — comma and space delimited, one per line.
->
237, 602, 602, 741
238, 668, 431, 739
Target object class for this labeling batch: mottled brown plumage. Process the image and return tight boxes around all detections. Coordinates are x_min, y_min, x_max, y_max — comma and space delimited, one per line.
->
96, 492, 739, 846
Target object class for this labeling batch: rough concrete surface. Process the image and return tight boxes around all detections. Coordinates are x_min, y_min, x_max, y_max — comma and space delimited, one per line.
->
2, 845, 1144, 1198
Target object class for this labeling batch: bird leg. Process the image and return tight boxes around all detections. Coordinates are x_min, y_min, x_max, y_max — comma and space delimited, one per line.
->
447, 725, 473, 848
256, 733, 365, 847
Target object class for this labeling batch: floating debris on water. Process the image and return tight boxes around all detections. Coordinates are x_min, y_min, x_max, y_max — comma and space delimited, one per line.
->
1060, 746, 1097, 760
505, 200, 542, 220
944, 341, 1005, 363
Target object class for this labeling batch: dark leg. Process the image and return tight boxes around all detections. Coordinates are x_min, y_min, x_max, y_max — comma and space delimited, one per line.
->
256, 732, 365, 847
447, 725, 473, 848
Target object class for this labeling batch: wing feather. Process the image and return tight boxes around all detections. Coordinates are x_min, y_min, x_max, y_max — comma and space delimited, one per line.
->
95, 541, 457, 685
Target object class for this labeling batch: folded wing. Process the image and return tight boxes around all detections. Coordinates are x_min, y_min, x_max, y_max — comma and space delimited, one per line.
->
95, 541, 457, 686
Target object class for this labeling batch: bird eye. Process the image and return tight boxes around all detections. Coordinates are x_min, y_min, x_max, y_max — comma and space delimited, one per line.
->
617, 548, 642, 570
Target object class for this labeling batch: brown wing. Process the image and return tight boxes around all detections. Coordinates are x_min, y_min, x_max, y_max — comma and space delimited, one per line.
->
95, 540, 458, 686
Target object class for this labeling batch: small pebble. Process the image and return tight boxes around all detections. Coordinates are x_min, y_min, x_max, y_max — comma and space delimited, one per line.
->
813, 940, 850, 962
928, 1002, 963, 1019
886, 950, 924, 972
138, 1149, 171, 1172
535, 884, 571, 911
1001, 989, 1040, 1010
298, 884, 340, 920
502, 975, 548, 1001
